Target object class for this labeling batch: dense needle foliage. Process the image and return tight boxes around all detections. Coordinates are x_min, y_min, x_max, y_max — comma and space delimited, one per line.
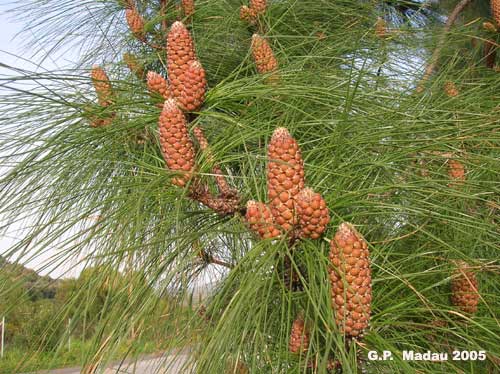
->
0, 0, 498, 373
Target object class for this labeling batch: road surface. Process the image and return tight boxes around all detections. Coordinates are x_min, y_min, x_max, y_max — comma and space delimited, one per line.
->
27, 351, 192, 374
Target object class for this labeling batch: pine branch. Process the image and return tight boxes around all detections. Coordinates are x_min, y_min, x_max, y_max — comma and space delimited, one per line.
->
418, 0, 474, 90
192, 126, 238, 199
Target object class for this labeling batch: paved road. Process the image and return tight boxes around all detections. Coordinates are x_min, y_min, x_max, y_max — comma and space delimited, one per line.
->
27, 351, 192, 374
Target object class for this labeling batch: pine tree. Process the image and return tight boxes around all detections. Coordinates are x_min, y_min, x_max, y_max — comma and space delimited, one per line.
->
0, 0, 498, 373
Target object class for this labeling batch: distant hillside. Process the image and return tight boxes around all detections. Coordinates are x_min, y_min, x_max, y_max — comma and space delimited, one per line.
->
0, 255, 61, 300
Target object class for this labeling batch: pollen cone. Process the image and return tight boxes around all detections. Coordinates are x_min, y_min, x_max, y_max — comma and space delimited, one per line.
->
251, 34, 278, 74
158, 99, 196, 187
289, 315, 309, 354
250, 0, 266, 15
375, 17, 388, 39
126, 7, 145, 37
444, 81, 459, 97
267, 127, 305, 233
123, 53, 144, 78
484, 40, 497, 69
245, 200, 280, 239
451, 261, 479, 314
483, 21, 497, 32
90, 116, 114, 128
174, 60, 207, 111
240, 6, 256, 25
147, 71, 172, 100
91, 66, 113, 107
182, 0, 195, 17
296, 188, 330, 239
491, 0, 500, 27
447, 158, 465, 185
167, 21, 196, 79
329, 223, 372, 337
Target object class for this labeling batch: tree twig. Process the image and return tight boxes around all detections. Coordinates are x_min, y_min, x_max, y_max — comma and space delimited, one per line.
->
160, 0, 168, 34
192, 126, 238, 199
417, 0, 473, 90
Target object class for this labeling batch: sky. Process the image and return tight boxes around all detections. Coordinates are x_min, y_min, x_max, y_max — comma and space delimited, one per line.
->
0, 1, 84, 279
0, 2, 219, 288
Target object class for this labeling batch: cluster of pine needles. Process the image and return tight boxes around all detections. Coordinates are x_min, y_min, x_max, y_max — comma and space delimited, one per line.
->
0, 0, 499, 373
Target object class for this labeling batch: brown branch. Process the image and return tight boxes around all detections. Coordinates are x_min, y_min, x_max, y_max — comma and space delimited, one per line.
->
188, 179, 242, 216
194, 240, 234, 269
137, 35, 164, 51
160, 0, 168, 34
418, 0, 473, 90
192, 126, 239, 199
208, 256, 234, 269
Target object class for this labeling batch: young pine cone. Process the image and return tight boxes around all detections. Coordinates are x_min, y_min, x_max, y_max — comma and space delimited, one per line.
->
492, 0, 500, 27
158, 99, 196, 187
173, 60, 207, 111
451, 261, 479, 314
444, 81, 459, 97
240, 6, 257, 25
182, 0, 195, 17
123, 52, 144, 79
125, 7, 145, 37
289, 316, 309, 354
147, 71, 172, 100
296, 188, 330, 239
251, 34, 278, 74
267, 127, 305, 233
447, 159, 465, 184
329, 223, 372, 338
250, 0, 266, 15
91, 66, 113, 107
245, 200, 280, 239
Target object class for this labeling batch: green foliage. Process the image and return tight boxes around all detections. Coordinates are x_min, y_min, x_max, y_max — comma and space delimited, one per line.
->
0, 0, 499, 373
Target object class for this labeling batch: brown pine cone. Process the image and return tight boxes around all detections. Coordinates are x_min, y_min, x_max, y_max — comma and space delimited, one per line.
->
173, 60, 207, 111
158, 99, 196, 187
329, 223, 372, 338
245, 200, 280, 239
444, 81, 459, 97
289, 315, 309, 354
123, 52, 144, 79
251, 34, 278, 74
125, 7, 145, 37
267, 127, 305, 233
147, 71, 172, 100
91, 65, 113, 107
447, 159, 465, 184
492, 0, 500, 27
250, 0, 266, 15
451, 261, 479, 314
296, 188, 330, 239
182, 0, 195, 17
240, 6, 257, 25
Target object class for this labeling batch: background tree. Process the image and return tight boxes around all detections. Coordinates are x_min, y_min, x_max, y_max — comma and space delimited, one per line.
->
0, 0, 499, 373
